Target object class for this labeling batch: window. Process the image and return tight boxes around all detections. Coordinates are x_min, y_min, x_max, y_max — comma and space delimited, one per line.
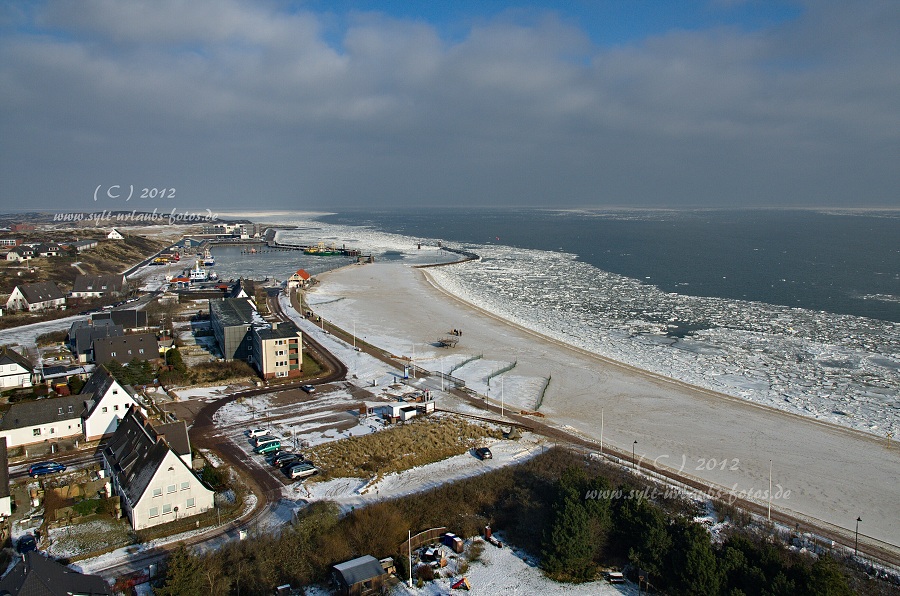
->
153, 488, 162, 497
114, 405, 119, 411
111, 351, 116, 357
181, 481, 190, 490
113, 389, 118, 395
167, 484, 176, 494
68, 405, 73, 413
149, 507, 159, 518
58, 407, 63, 414
50, 428, 55, 434
33, 429, 41, 436
186, 498, 195, 508
163, 504, 172, 514
139, 349, 144, 354
276, 350, 285, 356
102, 407, 108, 413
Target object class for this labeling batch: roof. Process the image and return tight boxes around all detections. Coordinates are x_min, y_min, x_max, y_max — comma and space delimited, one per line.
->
92, 309, 148, 329
153, 421, 191, 457
0, 395, 88, 431
293, 269, 311, 280
102, 406, 186, 505
332, 555, 386, 586
209, 297, 256, 327
0, 551, 112, 595
73, 324, 123, 356
72, 274, 125, 293
254, 321, 301, 341
0, 347, 33, 373
92, 333, 158, 365
80, 366, 135, 418
15, 282, 65, 304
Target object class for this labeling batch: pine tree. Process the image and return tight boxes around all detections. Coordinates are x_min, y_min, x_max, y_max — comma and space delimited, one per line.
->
155, 544, 205, 596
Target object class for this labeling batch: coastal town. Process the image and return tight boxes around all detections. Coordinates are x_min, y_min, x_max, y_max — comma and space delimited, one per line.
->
0, 214, 896, 595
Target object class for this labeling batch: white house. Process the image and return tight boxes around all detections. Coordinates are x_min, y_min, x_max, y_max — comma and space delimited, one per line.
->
6, 282, 66, 312
80, 366, 145, 441
107, 229, 124, 240
0, 394, 85, 448
0, 438, 11, 520
0, 347, 33, 389
71, 274, 127, 298
103, 406, 214, 530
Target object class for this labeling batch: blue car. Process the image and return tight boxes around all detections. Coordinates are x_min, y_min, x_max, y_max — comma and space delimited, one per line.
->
28, 461, 66, 478
16, 534, 37, 554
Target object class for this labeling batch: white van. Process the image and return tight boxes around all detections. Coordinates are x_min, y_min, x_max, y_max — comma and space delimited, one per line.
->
247, 428, 268, 439
253, 435, 280, 448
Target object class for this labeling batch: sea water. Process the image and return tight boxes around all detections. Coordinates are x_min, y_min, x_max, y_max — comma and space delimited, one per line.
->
266, 208, 897, 437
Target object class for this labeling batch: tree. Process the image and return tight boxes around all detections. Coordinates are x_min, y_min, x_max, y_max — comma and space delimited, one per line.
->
67, 375, 85, 394
155, 544, 204, 596
806, 555, 853, 596
665, 517, 722, 595
541, 467, 596, 580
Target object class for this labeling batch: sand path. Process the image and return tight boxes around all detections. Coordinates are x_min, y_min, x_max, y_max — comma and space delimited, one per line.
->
308, 261, 900, 548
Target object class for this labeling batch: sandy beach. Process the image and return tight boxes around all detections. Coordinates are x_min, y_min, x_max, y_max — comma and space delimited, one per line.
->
307, 260, 900, 549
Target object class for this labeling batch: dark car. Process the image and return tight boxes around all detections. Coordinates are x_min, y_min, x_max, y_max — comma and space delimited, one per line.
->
273, 453, 301, 468
474, 447, 492, 460
300, 384, 315, 394
16, 534, 37, 554
28, 461, 66, 477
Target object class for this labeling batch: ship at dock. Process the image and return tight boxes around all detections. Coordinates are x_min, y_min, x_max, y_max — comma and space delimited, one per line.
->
202, 247, 215, 266
303, 241, 360, 256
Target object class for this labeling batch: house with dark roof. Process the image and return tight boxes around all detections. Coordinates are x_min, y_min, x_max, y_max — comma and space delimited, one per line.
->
0, 347, 33, 389
92, 309, 149, 331
92, 333, 159, 366
0, 551, 112, 595
331, 555, 387, 596
80, 366, 146, 441
71, 274, 127, 298
69, 239, 99, 252
34, 243, 61, 257
0, 394, 86, 448
5, 282, 66, 312
4, 246, 34, 262
69, 321, 123, 363
103, 406, 214, 530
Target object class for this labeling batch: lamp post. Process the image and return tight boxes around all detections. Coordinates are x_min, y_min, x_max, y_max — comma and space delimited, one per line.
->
633, 440, 638, 470
855, 516, 862, 556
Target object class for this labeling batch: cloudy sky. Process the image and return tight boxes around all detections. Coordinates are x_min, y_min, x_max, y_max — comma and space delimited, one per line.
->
0, 1, 898, 212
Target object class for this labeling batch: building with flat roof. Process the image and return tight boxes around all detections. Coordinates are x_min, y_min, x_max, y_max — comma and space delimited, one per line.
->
209, 298, 256, 361
252, 321, 302, 379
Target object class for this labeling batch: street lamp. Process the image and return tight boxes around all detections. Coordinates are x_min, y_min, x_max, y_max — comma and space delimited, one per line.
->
855, 516, 862, 556
633, 440, 638, 470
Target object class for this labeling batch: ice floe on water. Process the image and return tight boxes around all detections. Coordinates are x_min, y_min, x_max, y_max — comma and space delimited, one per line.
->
277, 216, 897, 437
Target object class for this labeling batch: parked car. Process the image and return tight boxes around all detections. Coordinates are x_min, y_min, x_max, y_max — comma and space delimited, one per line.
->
300, 384, 315, 394
474, 447, 492, 460
285, 462, 317, 480
247, 428, 268, 439
28, 461, 66, 477
255, 441, 282, 455
272, 453, 300, 468
252, 434, 279, 447
16, 534, 37, 554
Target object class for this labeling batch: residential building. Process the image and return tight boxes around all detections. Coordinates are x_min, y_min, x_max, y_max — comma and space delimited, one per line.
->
252, 321, 302, 379
6, 282, 66, 312
0, 238, 22, 247
107, 228, 124, 240
9, 223, 35, 233
34, 243, 61, 257
69, 239, 99, 252
0, 551, 112, 595
69, 321, 123, 363
0, 347, 33, 388
80, 366, 145, 441
286, 268, 311, 289
0, 394, 85, 448
103, 406, 214, 530
4, 246, 34, 262
71, 274, 127, 298
92, 333, 159, 366
209, 298, 256, 361
92, 309, 149, 331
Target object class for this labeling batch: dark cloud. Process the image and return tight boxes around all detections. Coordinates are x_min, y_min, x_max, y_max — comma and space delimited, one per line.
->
0, 0, 897, 211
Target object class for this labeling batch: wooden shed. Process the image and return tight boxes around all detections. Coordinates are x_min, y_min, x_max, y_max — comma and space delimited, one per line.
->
331, 555, 386, 596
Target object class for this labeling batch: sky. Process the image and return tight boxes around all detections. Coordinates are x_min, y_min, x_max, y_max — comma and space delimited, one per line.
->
0, 0, 898, 212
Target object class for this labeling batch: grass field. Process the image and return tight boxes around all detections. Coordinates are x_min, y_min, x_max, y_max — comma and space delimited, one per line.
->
305, 414, 502, 480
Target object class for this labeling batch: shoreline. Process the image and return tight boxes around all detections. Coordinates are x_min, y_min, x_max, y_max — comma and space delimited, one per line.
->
309, 259, 900, 547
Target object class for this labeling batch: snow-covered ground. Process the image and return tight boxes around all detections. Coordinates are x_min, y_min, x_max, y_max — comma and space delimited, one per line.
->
303, 255, 900, 548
